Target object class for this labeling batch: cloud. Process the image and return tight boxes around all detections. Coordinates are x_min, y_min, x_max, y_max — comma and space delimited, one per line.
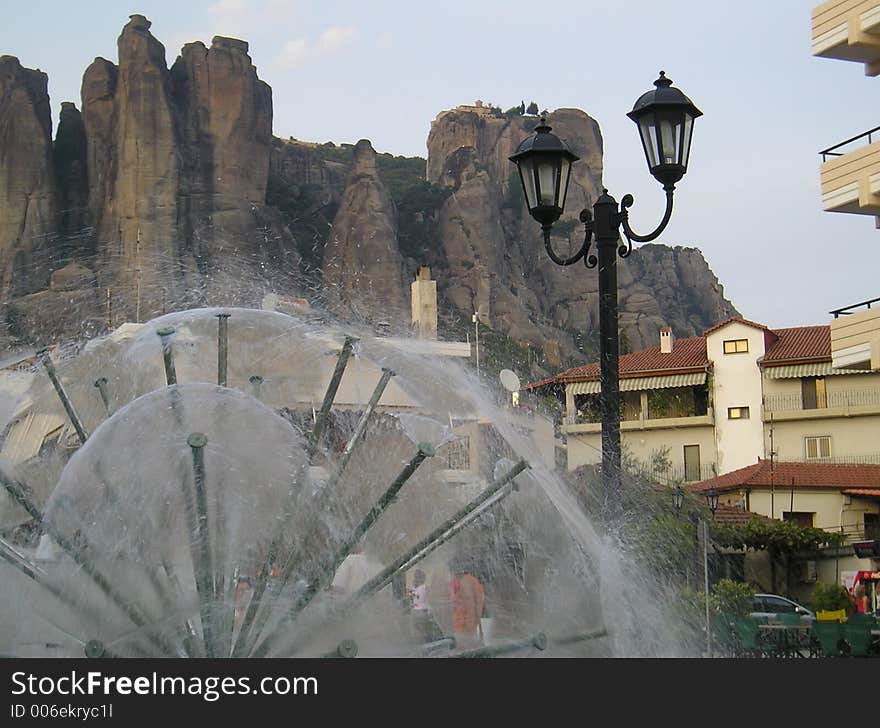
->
274, 39, 309, 69
271, 26, 358, 70
208, 0, 298, 37
165, 0, 300, 58
316, 26, 357, 54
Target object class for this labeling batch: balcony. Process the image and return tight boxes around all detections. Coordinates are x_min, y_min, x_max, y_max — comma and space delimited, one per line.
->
819, 127, 880, 219
830, 297, 880, 370
763, 385, 880, 420
565, 386, 711, 429
625, 462, 717, 485
563, 413, 714, 435
812, 0, 880, 74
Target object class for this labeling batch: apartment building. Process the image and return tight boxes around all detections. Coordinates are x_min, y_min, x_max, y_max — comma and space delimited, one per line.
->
812, 1, 880, 225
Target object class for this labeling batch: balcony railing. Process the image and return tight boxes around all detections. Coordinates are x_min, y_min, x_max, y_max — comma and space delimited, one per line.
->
831, 523, 880, 546
763, 387, 880, 412
820, 125, 880, 162
625, 462, 717, 485
575, 408, 708, 425
777, 453, 880, 465
830, 296, 880, 318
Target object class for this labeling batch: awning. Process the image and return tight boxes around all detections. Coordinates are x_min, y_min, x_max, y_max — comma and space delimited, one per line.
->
567, 372, 706, 396
763, 362, 873, 379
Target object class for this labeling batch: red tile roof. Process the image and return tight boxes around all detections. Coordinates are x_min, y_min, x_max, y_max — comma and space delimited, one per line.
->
521, 375, 560, 391
841, 489, 880, 498
551, 336, 707, 382
714, 505, 774, 526
690, 459, 880, 494
523, 315, 840, 391
762, 325, 830, 364
702, 316, 771, 336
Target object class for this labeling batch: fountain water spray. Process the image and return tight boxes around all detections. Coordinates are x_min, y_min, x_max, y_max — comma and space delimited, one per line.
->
0, 306, 683, 658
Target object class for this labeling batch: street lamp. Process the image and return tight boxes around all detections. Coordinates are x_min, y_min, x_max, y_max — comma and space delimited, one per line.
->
509, 71, 701, 519
671, 484, 684, 516
705, 489, 719, 519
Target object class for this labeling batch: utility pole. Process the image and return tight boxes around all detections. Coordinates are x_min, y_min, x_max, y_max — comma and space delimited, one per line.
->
472, 312, 480, 377
135, 227, 142, 324
703, 518, 711, 657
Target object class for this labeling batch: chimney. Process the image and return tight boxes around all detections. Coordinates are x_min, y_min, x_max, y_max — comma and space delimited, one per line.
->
411, 266, 438, 339
660, 326, 674, 354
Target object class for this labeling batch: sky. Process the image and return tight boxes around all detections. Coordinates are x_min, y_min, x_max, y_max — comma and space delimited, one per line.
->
2, 0, 878, 330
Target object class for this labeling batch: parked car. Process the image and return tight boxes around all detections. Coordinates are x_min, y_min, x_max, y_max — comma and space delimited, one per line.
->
750, 593, 815, 621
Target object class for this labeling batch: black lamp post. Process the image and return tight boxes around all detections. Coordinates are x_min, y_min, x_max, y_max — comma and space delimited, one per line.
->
510, 72, 701, 519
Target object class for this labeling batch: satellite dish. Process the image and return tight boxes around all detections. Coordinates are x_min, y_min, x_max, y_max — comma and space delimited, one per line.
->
499, 369, 521, 392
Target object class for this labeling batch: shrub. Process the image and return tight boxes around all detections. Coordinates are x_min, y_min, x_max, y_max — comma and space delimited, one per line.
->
811, 582, 853, 613
710, 578, 754, 617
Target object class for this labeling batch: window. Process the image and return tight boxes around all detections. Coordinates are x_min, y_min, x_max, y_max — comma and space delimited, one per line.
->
805, 435, 831, 460
865, 514, 880, 542
683, 445, 701, 482
723, 339, 749, 354
728, 406, 750, 419
762, 596, 800, 614
801, 377, 826, 409
783, 511, 814, 528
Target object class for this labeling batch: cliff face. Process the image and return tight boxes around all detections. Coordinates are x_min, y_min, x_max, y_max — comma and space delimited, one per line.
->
0, 56, 56, 303
171, 35, 278, 293
321, 139, 408, 323
0, 16, 737, 365
267, 139, 347, 277
92, 14, 182, 320
53, 102, 89, 251
2, 15, 300, 343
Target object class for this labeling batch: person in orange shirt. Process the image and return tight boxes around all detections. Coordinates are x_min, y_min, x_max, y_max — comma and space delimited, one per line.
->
854, 583, 869, 614
451, 567, 484, 649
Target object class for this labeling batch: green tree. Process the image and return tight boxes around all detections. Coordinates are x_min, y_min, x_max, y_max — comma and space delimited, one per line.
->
526, 101, 539, 115
711, 518, 846, 595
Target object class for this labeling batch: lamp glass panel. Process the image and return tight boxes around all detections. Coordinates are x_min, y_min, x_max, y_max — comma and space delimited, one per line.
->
673, 121, 683, 165
639, 117, 659, 168
659, 119, 676, 165
519, 157, 537, 209
558, 157, 572, 210
681, 113, 694, 168
537, 159, 558, 206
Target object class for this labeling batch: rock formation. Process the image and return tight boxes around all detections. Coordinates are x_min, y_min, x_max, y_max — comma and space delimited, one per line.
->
321, 139, 408, 324
88, 14, 182, 321
171, 34, 290, 304
426, 104, 737, 356
52, 102, 89, 255
267, 138, 347, 276
2, 15, 301, 343
0, 56, 56, 304
0, 16, 737, 365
